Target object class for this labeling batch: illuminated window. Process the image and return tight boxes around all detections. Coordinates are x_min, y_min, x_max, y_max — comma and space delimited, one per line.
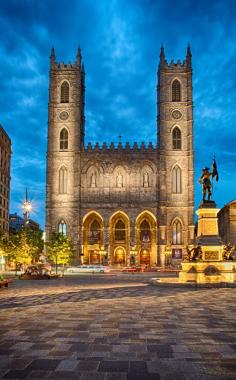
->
172, 79, 181, 102
140, 220, 151, 243
88, 220, 101, 244
172, 220, 182, 244
59, 166, 67, 194
172, 165, 182, 193
60, 128, 68, 150
60, 81, 69, 103
58, 220, 67, 235
115, 220, 126, 242
172, 127, 181, 150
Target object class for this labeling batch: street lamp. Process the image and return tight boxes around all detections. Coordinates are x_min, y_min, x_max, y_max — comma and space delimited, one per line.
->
22, 188, 32, 226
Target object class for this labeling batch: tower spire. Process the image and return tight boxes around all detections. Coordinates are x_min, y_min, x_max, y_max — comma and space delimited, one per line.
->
50, 46, 56, 68
159, 44, 166, 67
186, 43, 192, 68
75, 46, 82, 66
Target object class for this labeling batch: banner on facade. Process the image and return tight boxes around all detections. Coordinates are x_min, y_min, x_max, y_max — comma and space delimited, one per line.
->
172, 248, 182, 259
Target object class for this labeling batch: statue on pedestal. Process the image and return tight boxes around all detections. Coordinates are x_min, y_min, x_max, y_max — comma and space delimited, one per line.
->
223, 243, 235, 260
185, 245, 202, 261
199, 158, 219, 201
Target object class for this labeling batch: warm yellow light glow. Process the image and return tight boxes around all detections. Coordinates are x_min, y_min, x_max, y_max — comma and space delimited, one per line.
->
23, 201, 32, 213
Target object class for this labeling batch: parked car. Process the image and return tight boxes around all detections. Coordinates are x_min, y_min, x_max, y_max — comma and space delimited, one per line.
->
66, 265, 110, 274
121, 267, 137, 273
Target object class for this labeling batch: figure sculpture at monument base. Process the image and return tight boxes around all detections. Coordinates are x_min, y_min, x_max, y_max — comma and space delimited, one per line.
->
179, 200, 235, 284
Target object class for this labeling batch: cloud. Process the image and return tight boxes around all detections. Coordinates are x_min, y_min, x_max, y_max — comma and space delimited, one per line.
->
0, 0, 236, 227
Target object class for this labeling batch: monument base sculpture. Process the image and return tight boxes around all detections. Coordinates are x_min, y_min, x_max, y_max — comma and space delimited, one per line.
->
179, 201, 236, 284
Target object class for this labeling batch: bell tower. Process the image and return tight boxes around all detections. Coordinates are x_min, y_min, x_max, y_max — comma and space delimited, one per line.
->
46, 47, 85, 255
157, 45, 195, 265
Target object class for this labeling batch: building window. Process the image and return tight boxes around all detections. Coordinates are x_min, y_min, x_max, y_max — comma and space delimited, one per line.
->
116, 173, 123, 188
58, 220, 67, 235
88, 220, 101, 244
60, 81, 69, 103
172, 127, 182, 150
172, 165, 182, 194
115, 220, 126, 242
172, 220, 182, 244
143, 172, 149, 187
140, 220, 151, 243
59, 166, 67, 194
90, 173, 97, 188
172, 79, 181, 102
60, 128, 68, 150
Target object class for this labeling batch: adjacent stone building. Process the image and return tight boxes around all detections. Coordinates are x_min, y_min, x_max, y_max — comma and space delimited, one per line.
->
46, 46, 195, 266
218, 200, 236, 253
0, 125, 11, 235
9, 213, 40, 233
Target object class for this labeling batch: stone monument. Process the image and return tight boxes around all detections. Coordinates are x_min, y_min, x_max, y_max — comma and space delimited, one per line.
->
179, 160, 235, 284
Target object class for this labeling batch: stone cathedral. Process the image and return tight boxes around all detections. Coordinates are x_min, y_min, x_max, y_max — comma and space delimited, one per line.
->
46, 45, 194, 267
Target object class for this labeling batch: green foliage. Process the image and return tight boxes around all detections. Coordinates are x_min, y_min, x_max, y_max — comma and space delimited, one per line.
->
27, 229, 44, 263
0, 229, 44, 268
46, 233, 73, 273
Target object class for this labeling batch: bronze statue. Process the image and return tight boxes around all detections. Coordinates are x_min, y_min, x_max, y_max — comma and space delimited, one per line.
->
185, 245, 202, 261
199, 158, 219, 201
223, 243, 235, 260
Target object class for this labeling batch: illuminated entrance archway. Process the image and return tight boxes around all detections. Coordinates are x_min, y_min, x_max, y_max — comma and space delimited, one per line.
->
114, 246, 126, 265
140, 248, 150, 265
83, 211, 104, 265
136, 211, 157, 267
109, 211, 130, 266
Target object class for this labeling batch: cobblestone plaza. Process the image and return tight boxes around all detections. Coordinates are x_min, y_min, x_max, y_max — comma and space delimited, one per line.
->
0, 275, 236, 379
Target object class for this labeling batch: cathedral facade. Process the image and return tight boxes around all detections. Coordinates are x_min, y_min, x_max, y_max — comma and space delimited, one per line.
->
46, 46, 194, 267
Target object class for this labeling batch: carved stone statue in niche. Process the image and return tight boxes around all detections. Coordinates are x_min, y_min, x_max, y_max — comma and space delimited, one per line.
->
117, 172, 123, 188
90, 173, 96, 188
143, 172, 149, 187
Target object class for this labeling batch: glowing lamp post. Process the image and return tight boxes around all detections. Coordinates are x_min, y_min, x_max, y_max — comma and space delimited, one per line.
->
22, 189, 32, 226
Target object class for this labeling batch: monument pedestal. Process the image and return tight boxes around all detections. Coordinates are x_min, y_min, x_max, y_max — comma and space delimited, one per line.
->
179, 201, 236, 284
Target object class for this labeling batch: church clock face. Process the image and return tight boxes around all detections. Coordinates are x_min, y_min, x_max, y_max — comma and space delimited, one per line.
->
59, 111, 69, 120
172, 110, 182, 119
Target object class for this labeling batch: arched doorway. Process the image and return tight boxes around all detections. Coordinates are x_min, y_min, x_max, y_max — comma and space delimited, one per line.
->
83, 212, 104, 265
136, 211, 157, 267
114, 247, 126, 265
109, 211, 130, 266
140, 248, 150, 265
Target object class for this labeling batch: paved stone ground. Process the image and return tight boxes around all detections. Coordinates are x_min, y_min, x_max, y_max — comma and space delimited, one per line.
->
0, 274, 236, 379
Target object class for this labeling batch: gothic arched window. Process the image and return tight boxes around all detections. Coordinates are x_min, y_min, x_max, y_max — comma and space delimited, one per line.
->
172, 127, 182, 150
60, 81, 69, 103
172, 165, 182, 193
90, 173, 97, 188
116, 173, 123, 188
172, 220, 182, 244
59, 166, 68, 194
172, 79, 181, 102
88, 220, 101, 244
60, 128, 68, 150
58, 220, 67, 235
143, 172, 149, 187
140, 220, 151, 243
115, 220, 126, 242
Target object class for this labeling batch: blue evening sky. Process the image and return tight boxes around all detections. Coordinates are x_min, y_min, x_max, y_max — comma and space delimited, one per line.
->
0, 0, 236, 228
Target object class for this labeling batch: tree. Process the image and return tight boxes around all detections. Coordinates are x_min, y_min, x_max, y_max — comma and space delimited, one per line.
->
27, 229, 44, 263
46, 233, 73, 274
9, 230, 31, 273
0, 232, 12, 271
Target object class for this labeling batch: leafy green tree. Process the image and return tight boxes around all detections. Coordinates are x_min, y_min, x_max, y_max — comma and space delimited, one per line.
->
0, 229, 44, 274
27, 229, 44, 263
0, 232, 12, 270
9, 230, 31, 273
46, 233, 73, 274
